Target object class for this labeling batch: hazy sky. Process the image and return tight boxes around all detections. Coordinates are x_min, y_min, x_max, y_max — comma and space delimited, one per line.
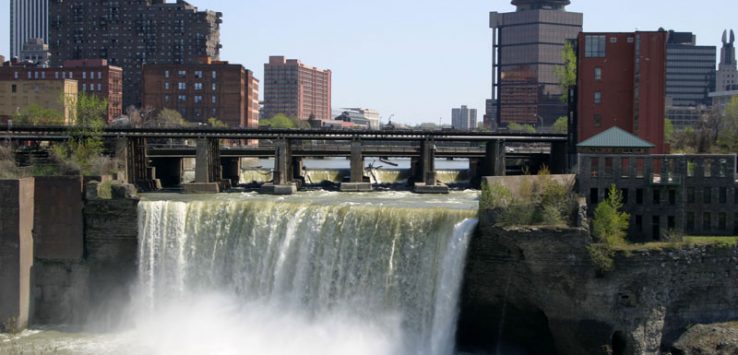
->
0, 0, 736, 125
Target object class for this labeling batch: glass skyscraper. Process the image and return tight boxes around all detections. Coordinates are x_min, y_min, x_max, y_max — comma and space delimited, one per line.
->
10, 0, 50, 59
489, 0, 582, 128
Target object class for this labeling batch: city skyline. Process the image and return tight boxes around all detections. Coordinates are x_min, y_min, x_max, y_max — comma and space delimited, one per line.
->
1, 0, 736, 125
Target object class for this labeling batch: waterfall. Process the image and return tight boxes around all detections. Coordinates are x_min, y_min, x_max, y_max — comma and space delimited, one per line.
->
136, 195, 477, 355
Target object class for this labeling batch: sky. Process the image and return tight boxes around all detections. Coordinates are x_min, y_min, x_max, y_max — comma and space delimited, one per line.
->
0, 0, 737, 125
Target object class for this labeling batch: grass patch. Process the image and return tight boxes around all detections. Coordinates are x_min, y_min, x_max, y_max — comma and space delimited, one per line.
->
612, 236, 738, 252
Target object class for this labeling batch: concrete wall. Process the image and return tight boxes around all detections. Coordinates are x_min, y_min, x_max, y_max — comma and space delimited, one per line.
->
33, 176, 84, 261
0, 178, 34, 331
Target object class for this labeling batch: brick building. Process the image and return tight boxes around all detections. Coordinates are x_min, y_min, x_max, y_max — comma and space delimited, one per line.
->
0, 59, 124, 122
0, 79, 78, 124
576, 31, 668, 154
142, 60, 259, 128
263, 56, 332, 121
49, 0, 221, 108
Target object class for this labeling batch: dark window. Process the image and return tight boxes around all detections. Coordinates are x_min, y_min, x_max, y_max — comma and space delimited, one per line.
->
590, 188, 599, 205
719, 213, 727, 231
11, 84, 17, 93
703, 213, 711, 231
635, 215, 643, 231
704, 188, 712, 204
653, 189, 661, 205
668, 190, 676, 205
687, 187, 695, 203
594, 114, 602, 127
687, 212, 695, 231
668, 216, 676, 230
621, 189, 629, 204
735, 213, 738, 234
653, 216, 661, 240
585, 35, 607, 57
720, 188, 727, 204
636, 189, 644, 204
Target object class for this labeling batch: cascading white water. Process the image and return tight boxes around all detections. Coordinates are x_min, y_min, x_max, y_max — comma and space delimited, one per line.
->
135, 193, 477, 355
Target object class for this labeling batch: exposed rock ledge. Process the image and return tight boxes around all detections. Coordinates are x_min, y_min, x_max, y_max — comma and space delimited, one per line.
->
457, 211, 738, 355
670, 323, 738, 355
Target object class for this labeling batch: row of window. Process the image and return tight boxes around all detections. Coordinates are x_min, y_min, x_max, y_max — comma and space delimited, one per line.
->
163, 95, 217, 104
163, 82, 216, 91
13, 71, 105, 80
164, 70, 217, 79
590, 187, 738, 206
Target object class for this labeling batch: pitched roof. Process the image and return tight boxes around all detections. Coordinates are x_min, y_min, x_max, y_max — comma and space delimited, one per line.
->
577, 127, 655, 148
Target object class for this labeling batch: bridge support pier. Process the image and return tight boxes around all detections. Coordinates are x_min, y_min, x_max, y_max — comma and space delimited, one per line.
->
414, 139, 448, 194
184, 138, 222, 194
480, 139, 506, 179
549, 141, 568, 174
149, 158, 183, 189
115, 137, 154, 190
221, 157, 241, 187
261, 138, 297, 195
341, 139, 372, 192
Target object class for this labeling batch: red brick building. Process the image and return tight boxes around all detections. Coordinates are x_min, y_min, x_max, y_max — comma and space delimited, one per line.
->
0, 59, 123, 122
142, 59, 259, 128
576, 31, 668, 153
263, 56, 332, 121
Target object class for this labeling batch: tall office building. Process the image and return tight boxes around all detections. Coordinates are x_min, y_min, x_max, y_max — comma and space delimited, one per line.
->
451, 106, 477, 130
716, 29, 738, 92
665, 31, 716, 129
142, 59, 260, 128
10, 0, 50, 59
263, 56, 332, 121
577, 31, 668, 154
489, 0, 582, 128
49, 0, 221, 108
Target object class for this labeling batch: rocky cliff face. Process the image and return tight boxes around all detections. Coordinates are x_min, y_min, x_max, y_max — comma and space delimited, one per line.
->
457, 211, 738, 355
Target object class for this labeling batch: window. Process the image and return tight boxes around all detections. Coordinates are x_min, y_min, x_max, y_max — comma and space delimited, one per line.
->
585, 35, 606, 57
83, 72, 87, 79
687, 187, 695, 203
212, 96, 217, 104
178, 82, 186, 90
194, 83, 203, 91
704, 188, 711, 204
178, 70, 186, 77
668, 190, 676, 205
590, 188, 599, 205
594, 92, 602, 104
636, 188, 644, 204
97, 84, 102, 91
621, 189, 629, 204
41, 72, 46, 79
14, 71, 18, 79
686, 212, 695, 231
164, 95, 170, 103
719, 213, 727, 230
178, 95, 186, 102
594, 67, 602, 81
194, 95, 203, 104
82, 83, 87, 91
653, 189, 661, 205
594, 114, 602, 127
212, 71, 217, 79
194, 71, 203, 79
98, 72, 102, 79
668, 216, 676, 230
212, 83, 217, 91
164, 82, 170, 90
635, 215, 643, 231
55, 72, 59, 79
11, 84, 17, 93
703, 213, 711, 230
164, 70, 170, 78
720, 187, 727, 204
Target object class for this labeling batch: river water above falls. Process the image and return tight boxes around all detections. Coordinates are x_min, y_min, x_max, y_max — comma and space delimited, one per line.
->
1, 191, 479, 355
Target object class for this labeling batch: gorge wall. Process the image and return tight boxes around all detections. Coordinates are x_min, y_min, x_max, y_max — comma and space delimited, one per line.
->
457, 210, 738, 355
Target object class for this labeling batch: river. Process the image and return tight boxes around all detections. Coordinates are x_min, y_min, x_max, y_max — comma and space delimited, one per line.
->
1, 191, 479, 355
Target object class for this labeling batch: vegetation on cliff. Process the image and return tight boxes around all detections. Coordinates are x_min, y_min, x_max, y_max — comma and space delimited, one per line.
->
588, 185, 630, 273
480, 168, 577, 226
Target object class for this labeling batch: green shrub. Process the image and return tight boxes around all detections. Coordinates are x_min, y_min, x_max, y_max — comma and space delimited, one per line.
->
98, 181, 113, 200
480, 181, 513, 210
587, 244, 615, 274
592, 185, 630, 246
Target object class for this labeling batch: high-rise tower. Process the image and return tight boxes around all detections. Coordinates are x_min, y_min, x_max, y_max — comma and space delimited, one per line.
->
487, 0, 582, 128
10, 0, 50, 59
716, 29, 738, 92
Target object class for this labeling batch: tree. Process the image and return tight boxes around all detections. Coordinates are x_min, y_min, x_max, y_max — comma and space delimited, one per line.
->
592, 185, 630, 246
207, 117, 228, 128
717, 96, 738, 153
664, 118, 675, 146
53, 93, 110, 175
508, 122, 537, 134
126, 105, 156, 128
12, 104, 65, 126
553, 116, 568, 134
144, 109, 190, 128
555, 41, 577, 103
260, 114, 309, 129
